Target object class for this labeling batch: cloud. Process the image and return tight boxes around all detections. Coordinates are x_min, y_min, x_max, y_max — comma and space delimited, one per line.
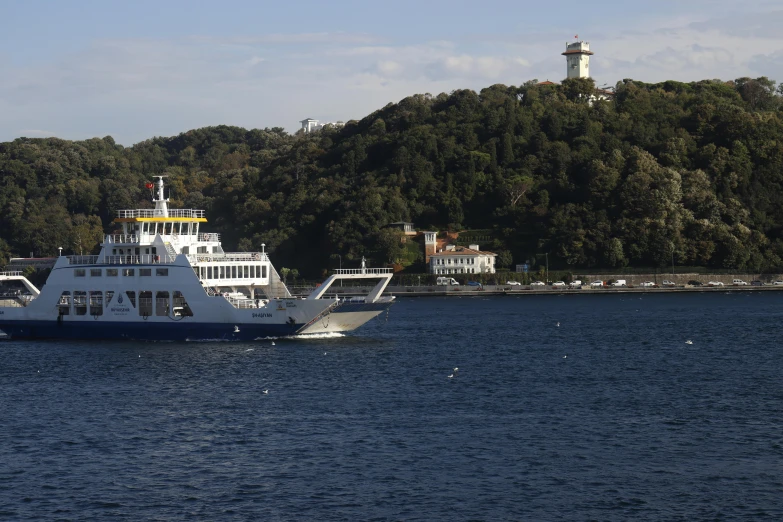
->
425, 54, 527, 80
688, 10, 783, 38
376, 60, 403, 76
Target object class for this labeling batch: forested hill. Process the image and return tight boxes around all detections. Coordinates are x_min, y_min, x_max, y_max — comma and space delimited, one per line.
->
2, 76, 783, 276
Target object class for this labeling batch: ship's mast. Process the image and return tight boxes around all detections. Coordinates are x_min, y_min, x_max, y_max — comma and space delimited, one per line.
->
153, 175, 169, 218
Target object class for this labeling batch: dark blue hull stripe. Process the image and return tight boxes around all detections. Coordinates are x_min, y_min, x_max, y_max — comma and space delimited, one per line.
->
0, 320, 300, 341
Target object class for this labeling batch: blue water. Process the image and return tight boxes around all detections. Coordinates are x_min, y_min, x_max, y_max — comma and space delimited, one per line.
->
1, 293, 782, 520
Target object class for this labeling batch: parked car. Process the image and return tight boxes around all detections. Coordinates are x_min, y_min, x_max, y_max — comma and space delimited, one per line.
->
707, 281, 725, 287
751, 280, 763, 286
590, 280, 604, 287
732, 279, 749, 286
530, 281, 545, 286
467, 281, 483, 289
640, 281, 656, 287
773, 281, 783, 286
688, 280, 703, 286
610, 279, 627, 287
662, 280, 676, 287
506, 281, 522, 286
551, 281, 566, 287
436, 277, 459, 285
569, 280, 582, 288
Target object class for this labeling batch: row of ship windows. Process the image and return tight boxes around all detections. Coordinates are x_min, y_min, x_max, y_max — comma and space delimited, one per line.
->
58, 290, 193, 318
196, 265, 267, 279
75, 268, 169, 277
74, 265, 268, 279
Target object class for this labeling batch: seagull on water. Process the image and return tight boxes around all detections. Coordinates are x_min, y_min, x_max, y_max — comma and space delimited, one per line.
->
685, 340, 693, 345
271, 341, 276, 346
453, 367, 459, 372
263, 389, 269, 394
324, 352, 327, 355
448, 374, 454, 379
563, 355, 567, 359
556, 322, 560, 327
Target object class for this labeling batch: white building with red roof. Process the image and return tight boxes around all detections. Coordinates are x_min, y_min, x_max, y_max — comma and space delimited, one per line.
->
429, 244, 497, 275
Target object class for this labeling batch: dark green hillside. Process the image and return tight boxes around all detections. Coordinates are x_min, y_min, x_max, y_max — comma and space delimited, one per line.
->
2, 76, 783, 275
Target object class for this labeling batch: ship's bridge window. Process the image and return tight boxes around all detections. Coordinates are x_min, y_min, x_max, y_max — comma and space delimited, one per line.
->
122, 268, 135, 277
232, 266, 237, 279
75, 269, 85, 277
262, 265, 267, 278
156, 268, 168, 276
125, 291, 136, 308
107, 269, 118, 277
207, 266, 213, 279
243, 266, 249, 278
140, 269, 152, 277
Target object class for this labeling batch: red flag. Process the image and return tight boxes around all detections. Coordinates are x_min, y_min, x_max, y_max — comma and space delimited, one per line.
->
145, 182, 154, 189
574, 34, 578, 39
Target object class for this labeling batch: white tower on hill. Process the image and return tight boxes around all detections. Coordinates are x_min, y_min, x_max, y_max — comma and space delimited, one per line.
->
562, 39, 594, 79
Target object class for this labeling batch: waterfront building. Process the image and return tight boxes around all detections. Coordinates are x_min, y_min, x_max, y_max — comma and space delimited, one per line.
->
429, 245, 497, 275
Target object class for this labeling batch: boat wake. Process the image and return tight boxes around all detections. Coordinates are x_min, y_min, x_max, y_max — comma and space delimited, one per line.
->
292, 332, 347, 340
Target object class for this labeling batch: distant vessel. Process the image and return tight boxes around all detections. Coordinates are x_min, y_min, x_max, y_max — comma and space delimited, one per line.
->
0, 177, 393, 340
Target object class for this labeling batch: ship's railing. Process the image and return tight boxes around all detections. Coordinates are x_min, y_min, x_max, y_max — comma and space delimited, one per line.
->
67, 254, 174, 265
116, 209, 206, 219
105, 234, 139, 244
68, 255, 100, 265
225, 295, 258, 309
192, 252, 267, 263
0, 271, 23, 277
0, 295, 33, 307
103, 254, 175, 265
334, 268, 393, 275
199, 233, 221, 242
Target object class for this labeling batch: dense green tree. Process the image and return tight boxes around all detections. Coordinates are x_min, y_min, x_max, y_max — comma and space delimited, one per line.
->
3, 77, 783, 275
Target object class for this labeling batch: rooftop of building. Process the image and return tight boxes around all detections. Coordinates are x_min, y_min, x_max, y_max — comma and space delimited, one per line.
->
430, 246, 497, 257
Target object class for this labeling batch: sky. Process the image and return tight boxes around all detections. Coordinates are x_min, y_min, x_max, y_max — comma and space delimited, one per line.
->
2, 0, 783, 145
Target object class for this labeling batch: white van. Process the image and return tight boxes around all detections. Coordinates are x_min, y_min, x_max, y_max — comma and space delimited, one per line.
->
732, 279, 748, 286
436, 277, 459, 286
611, 279, 627, 287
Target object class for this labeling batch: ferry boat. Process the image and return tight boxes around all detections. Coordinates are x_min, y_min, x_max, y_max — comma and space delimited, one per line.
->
0, 177, 394, 341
